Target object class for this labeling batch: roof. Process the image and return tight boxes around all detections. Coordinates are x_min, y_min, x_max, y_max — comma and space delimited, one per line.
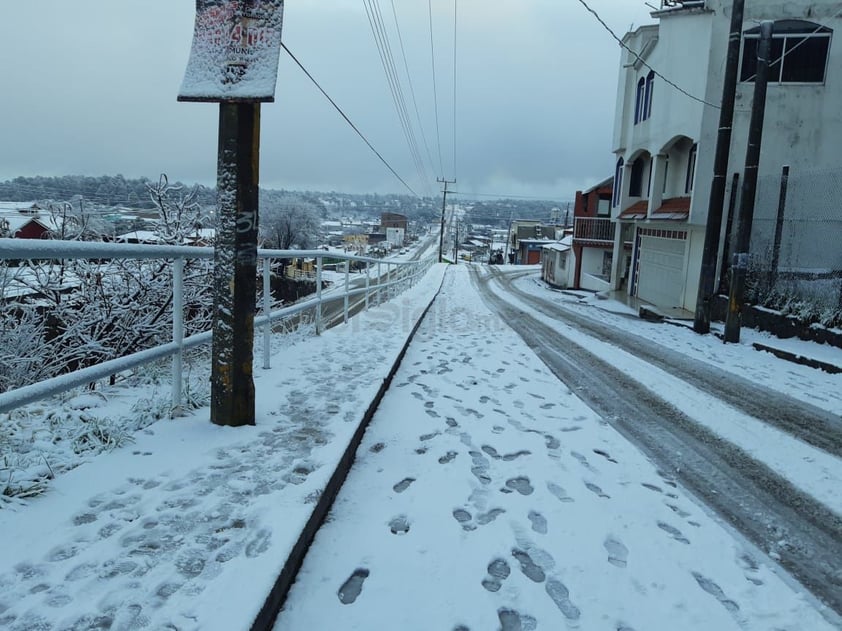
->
542, 242, 570, 253
581, 176, 614, 195
652, 196, 691, 220
618, 200, 648, 220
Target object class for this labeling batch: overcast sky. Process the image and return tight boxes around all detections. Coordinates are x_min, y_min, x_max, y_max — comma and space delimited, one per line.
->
0, 1, 655, 201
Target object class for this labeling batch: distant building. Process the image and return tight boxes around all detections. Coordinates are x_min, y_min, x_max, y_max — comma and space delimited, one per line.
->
572, 177, 619, 292
386, 227, 405, 248
508, 220, 562, 264
381, 212, 408, 233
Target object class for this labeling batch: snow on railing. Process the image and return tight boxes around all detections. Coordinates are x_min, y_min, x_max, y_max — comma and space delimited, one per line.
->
0, 238, 434, 416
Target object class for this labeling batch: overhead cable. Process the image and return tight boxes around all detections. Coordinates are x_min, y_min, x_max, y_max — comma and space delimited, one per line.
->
428, 0, 445, 175
363, 0, 431, 195
389, 0, 438, 180
575, 0, 722, 109
281, 43, 420, 198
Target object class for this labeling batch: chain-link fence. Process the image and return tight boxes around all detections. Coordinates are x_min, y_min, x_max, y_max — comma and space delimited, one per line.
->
722, 165, 842, 327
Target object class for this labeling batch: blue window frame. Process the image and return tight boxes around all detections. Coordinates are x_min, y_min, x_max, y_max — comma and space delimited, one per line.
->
613, 157, 625, 207
685, 143, 698, 194
643, 71, 655, 119
634, 78, 646, 124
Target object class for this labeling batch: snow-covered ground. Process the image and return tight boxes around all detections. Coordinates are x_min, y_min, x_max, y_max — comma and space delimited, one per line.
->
0, 267, 446, 630
277, 266, 841, 631
0, 263, 839, 630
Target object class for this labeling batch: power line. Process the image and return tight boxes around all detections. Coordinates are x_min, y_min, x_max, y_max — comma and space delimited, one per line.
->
575, 0, 722, 109
363, 0, 431, 195
281, 43, 420, 198
428, 0, 445, 176
452, 0, 458, 180
389, 0, 438, 182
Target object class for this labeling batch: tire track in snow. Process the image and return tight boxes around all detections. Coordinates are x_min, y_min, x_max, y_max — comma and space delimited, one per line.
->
474, 267, 842, 617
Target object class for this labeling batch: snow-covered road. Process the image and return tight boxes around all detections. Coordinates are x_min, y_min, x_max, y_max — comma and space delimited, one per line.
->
277, 265, 841, 630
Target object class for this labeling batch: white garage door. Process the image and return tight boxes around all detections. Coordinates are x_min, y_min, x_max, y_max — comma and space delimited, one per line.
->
636, 236, 686, 308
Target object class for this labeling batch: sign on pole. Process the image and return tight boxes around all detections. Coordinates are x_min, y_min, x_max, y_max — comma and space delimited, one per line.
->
179, 0, 284, 103
179, 0, 284, 426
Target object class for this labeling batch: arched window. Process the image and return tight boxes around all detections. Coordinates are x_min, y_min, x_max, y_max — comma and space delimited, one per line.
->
613, 157, 625, 208
629, 157, 646, 197
741, 20, 832, 84
634, 78, 646, 124
643, 71, 655, 120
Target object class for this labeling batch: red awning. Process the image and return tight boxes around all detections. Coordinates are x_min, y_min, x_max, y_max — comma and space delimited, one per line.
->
652, 196, 691, 220
618, 200, 648, 220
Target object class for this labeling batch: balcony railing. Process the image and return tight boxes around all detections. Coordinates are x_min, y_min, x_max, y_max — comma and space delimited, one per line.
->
573, 216, 615, 244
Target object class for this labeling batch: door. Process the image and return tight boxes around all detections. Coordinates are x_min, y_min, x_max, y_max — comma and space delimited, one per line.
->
636, 236, 686, 308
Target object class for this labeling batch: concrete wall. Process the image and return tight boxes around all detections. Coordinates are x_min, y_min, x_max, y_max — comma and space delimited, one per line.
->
579, 247, 611, 292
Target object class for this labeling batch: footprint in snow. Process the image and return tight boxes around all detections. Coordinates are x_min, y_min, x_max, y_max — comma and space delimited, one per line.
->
604, 538, 629, 568
498, 608, 537, 631
657, 521, 690, 544
481, 558, 511, 592
571, 451, 595, 471
692, 572, 740, 613
338, 568, 370, 605
666, 503, 691, 518
504, 477, 534, 496
476, 508, 506, 525
547, 481, 574, 503
389, 515, 410, 535
585, 481, 610, 499
528, 511, 547, 535
438, 451, 458, 464
512, 548, 545, 583
641, 482, 663, 493
453, 509, 475, 531
546, 578, 581, 620
393, 478, 415, 493
593, 448, 618, 463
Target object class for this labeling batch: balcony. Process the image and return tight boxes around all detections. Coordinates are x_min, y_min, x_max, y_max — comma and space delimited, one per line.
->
573, 216, 615, 245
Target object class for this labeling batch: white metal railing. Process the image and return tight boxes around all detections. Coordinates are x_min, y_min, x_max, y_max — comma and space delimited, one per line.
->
573, 216, 615, 243
0, 238, 435, 415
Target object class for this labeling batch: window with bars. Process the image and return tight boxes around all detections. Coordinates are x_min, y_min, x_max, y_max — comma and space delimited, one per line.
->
740, 20, 831, 84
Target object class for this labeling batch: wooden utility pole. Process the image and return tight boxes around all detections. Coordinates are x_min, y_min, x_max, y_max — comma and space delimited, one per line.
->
724, 21, 774, 343
210, 103, 261, 426
178, 0, 285, 426
437, 177, 455, 262
693, 0, 745, 334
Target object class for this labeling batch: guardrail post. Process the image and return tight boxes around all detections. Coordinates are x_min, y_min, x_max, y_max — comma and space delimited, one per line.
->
377, 261, 382, 306
171, 257, 184, 417
365, 261, 370, 311
344, 259, 350, 324
316, 256, 323, 334
262, 256, 272, 369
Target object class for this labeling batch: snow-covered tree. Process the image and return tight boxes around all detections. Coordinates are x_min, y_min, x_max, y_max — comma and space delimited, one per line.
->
0, 176, 215, 392
259, 192, 323, 250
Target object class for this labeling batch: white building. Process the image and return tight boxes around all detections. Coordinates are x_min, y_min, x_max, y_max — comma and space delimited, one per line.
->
610, 0, 842, 312
541, 236, 575, 289
386, 227, 405, 248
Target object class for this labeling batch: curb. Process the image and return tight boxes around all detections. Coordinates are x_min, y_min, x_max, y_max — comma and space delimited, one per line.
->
250, 272, 447, 631
752, 342, 842, 375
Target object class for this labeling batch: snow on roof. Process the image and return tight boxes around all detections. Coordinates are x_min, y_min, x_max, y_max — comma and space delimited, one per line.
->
115, 230, 162, 243
543, 242, 570, 252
